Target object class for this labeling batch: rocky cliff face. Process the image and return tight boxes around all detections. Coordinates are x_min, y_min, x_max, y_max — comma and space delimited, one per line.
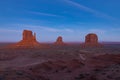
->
82, 33, 103, 47
85, 33, 98, 44
13, 30, 40, 48
22, 30, 36, 41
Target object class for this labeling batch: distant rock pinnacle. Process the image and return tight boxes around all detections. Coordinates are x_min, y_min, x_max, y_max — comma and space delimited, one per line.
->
54, 36, 65, 45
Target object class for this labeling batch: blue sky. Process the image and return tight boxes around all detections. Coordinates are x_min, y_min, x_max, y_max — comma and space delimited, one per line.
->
0, 0, 120, 42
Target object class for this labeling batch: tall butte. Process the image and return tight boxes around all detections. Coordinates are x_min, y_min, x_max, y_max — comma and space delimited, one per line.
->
54, 36, 65, 45
82, 33, 103, 47
14, 30, 40, 48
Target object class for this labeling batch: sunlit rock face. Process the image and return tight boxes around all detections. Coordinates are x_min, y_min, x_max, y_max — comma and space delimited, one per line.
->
54, 36, 65, 45
82, 33, 103, 47
15, 30, 40, 48
22, 30, 37, 42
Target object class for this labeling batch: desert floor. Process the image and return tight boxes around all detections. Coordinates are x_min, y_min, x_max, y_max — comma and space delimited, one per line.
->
0, 43, 120, 80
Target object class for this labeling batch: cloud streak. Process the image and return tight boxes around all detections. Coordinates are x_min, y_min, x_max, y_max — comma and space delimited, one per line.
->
110, 28, 120, 32
28, 11, 63, 17
63, 0, 116, 20
38, 26, 74, 32
88, 29, 106, 34
16, 24, 74, 33
0, 29, 21, 33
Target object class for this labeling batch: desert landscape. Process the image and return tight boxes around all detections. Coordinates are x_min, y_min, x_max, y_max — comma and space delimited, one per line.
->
0, 0, 120, 80
0, 30, 120, 80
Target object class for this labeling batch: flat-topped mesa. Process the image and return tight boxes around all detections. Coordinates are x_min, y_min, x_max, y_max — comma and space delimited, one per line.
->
82, 33, 103, 47
54, 36, 65, 45
14, 30, 40, 48
22, 30, 36, 41
85, 33, 98, 44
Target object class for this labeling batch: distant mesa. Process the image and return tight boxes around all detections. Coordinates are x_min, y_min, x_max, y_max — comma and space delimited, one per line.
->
85, 33, 98, 44
54, 36, 65, 45
82, 33, 103, 47
12, 30, 40, 48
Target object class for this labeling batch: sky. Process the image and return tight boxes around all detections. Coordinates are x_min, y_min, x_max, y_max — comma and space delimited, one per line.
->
0, 0, 120, 42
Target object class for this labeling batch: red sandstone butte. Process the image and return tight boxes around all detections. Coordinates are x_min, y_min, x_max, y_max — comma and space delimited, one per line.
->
14, 30, 40, 48
54, 36, 65, 45
82, 33, 103, 47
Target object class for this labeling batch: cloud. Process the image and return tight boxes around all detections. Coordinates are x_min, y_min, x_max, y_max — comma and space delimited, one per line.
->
36, 26, 74, 33
64, 29, 74, 32
63, 0, 116, 20
110, 28, 120, 32
16, 24, 74, 33
28, 11, 63, 17
88, 29, 106, 34
0, 29, 21, 33
38, 27, 73, 32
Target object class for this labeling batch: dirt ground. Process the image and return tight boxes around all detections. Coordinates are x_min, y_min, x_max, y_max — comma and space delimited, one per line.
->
0, 43, 120, 80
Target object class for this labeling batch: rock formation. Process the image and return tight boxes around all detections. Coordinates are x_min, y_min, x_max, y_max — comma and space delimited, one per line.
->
14, 30, 40, 48
82, 33, 103, 47
85, 33, 98, 44
22, 30, 36, 41
54, 36, 65, 45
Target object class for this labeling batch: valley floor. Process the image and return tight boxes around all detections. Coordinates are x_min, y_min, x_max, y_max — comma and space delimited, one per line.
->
0, 44, 120, 80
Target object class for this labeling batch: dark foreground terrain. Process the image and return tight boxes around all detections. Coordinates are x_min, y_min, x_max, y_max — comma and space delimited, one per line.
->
0, 43, 120, 80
